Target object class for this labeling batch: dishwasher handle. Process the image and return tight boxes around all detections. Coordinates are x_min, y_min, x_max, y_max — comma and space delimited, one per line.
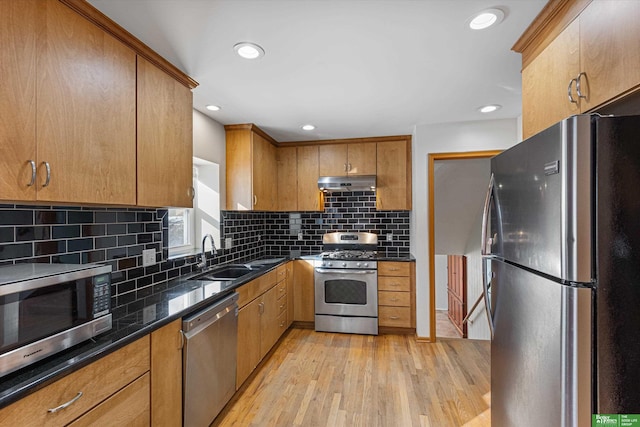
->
182, 293, 239, 336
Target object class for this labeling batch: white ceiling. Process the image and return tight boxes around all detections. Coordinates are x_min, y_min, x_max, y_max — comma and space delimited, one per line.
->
88, 0, 546, 142
434, 158, 490, 255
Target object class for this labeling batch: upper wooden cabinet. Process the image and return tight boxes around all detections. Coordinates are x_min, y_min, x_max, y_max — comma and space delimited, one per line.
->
0, 0, 37, 202
277, 146, 297, 211
376, 139, 412, 211
137, 57, 194, 208
319, 143, 376, 176
0, 0, 137, 205
297, 145, 323, 211
226, 124, 278, 211
516, 0, 640, 138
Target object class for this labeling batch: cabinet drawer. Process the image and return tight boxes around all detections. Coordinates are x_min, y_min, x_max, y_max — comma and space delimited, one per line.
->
378, 262, 410, 277
379, 306, 411, 328
258, 270, 278, 295
378, 276, 410, 292
378, 291, 410, 307
0, 337, 150, 426
276, 264, 288, 282
277, 310, 287, 333
236, 277, 260, 308
277, 294, 287, 315
68, 372, 150, 427
276, 282, 286, 300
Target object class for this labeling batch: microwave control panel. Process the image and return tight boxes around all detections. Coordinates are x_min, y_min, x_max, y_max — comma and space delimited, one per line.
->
93, 273, 111, 317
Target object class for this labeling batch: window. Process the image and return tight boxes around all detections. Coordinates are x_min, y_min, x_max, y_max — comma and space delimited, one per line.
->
168, 159, 221, 257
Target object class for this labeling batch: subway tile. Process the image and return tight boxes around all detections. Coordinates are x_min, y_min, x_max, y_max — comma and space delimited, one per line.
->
117, 212, 136, 223
52, 225, 80, 239
107, 224, 127, 235
68, 211, 94, 224
117, 256, 136, 270
95, 236, 117, 249
0, 228, 14, 243
35, 240, 66, 256
95, 211, 117, 223
67, 238, 93, 252
82, 224, 105, 237
0, 242, 33, 260
16, 226, 50, 241
1, 210, 34, 225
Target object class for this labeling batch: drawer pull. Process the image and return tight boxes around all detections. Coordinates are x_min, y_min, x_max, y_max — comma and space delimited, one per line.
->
390, 283, 399, 286
48, 391, 83, 413
279, 304, 285, 309
280, 321, 285, 327
388, 268, 399, 271
389, 316, 400, 320
391, 298, 399, 302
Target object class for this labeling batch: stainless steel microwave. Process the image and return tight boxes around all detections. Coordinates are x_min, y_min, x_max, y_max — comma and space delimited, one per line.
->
0, 264, 112, 377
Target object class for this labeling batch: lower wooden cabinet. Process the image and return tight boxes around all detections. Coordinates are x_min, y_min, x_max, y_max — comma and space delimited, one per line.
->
0, 337, 150, 426
236, 296, 263, 388
378, 261, 415, 329
292, 259, 315, 323
150, 319, 183, 427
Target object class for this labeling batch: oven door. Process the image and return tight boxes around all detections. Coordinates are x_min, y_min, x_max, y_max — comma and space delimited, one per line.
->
314, 268, 378, 317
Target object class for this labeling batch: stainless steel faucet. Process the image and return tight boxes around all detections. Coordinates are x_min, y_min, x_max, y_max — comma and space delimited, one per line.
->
197, 234, 216, 270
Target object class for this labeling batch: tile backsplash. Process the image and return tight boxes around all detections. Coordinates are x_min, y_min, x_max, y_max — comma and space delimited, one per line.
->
0, 193, 410, 320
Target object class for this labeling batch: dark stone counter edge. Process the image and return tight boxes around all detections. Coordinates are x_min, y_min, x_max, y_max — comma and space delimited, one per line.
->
0, 254, 415, 409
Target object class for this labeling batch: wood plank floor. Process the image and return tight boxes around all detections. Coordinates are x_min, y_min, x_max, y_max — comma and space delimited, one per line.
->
213, 328, 491, 427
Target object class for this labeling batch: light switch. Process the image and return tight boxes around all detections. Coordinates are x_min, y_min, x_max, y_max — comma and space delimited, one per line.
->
142, 249, 156, 267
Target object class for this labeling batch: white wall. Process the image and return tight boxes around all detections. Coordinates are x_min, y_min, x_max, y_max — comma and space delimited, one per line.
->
193, 109, 226, 208
410, 118, 519, 338
434, 254, 448, 310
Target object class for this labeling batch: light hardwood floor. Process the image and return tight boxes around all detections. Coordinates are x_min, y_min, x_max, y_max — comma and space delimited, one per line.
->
213, 328, 490, 427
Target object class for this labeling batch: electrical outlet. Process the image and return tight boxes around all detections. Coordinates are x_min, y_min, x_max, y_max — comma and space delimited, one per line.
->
142, 249, 156, 267
298, 232, 304, 241
225, 237, 232, 249
387, 233, 393, 241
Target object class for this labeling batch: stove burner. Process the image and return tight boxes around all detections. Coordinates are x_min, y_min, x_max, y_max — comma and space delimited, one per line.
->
321, 250, 377, 260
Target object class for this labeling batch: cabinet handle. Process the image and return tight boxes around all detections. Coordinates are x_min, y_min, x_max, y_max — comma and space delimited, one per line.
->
254, 195, 257, 206
348, 163, 352, 172
576, 72, 587, 99
567, 78, 578, 104
391, 298, 399, 302
389, 316, 399, 320
48, 392, 83, 413
27, 160, 36, 187
279, 303, 285, 309
344, 163, 348, 172
188, 186, 195, 200
179, 330, 185, 349
280, 321, 285, 327
259, 302, 264, 314
42, 161, 51, 188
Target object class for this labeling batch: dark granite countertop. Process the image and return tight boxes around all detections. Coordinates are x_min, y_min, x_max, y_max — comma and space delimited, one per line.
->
0, 253, 414, 408
0, 257, 287, 409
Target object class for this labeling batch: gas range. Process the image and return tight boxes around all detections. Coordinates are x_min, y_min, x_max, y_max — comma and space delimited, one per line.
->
317, 232, 379, 269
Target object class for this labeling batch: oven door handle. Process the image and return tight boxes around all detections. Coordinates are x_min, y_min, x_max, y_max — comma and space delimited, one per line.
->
314, 268, 376, 274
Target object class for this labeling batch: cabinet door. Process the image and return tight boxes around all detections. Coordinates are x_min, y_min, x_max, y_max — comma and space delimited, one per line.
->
226, 128, 253, 210
0, 0, 37, 201
319, 144, 348, 176
260, 285, 281, 358
347, 143, 376, 175
38, 0, 136, 205
68, 373, 150, 427
236, 297, 261, 389
293, 259, 315, 322
150, 319, 182, 427
297, 145, 322, 211
252, 132, 277, 211
522, 18, 580, 139
277, 147, 297, 211
376, 140, 412, 210
137, 56, 193, 207
579, 1, 640, 111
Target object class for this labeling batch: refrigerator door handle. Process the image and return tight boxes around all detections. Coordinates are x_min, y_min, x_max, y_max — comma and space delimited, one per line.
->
481, 173, 495, 256
482, 260, 495, 338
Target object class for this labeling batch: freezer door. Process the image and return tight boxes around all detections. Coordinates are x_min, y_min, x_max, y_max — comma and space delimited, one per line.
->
490, 259, 591, 427
487, 115, 593, 283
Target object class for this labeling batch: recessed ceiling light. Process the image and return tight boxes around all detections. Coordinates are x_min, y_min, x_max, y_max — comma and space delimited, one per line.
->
233, 42, 265, 59
469, 8, 504, 30
479, 104, 502, 113
205, 105, 221, 111
302, 124, 316, 131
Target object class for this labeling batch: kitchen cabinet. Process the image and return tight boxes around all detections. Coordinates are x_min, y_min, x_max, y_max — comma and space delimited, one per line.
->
376, 139, 412, 211
517, 0, 640, 139
297, 145, 323, 211
4, 0, 138, 205
226, 124, 278, 211
378, 261, 415, 329
150, 319, 182, 427
277, 147, 297, 211
0, 0, 37, 202
284, 262, 294, 328
318, 143, 376, 176
0, 337, 150, 426
292, 259, 315, 323
235, 268, 286, 389
137, 57, 193, 207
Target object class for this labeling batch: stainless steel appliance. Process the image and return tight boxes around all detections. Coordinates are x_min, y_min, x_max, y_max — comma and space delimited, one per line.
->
314, 232, 378, 335
182, 292, 238, 427
482, 114, 640, 426
0, 264, 112, 377
317, 175, 376, 192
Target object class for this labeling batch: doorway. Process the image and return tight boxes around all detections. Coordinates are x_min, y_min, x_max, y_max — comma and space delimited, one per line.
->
428, 151, 501, 342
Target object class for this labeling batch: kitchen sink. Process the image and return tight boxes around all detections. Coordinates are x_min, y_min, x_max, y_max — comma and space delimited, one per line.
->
189, 264, 262, 281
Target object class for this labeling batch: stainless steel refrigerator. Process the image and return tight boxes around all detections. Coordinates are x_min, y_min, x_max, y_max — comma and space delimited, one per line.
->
482, 114, 640, 426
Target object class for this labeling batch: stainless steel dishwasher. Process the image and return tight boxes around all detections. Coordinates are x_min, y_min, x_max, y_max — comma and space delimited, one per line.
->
182, 292, 238, 427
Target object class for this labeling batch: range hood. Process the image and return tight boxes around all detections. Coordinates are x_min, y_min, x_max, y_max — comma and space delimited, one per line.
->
318, 175, 376, 192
